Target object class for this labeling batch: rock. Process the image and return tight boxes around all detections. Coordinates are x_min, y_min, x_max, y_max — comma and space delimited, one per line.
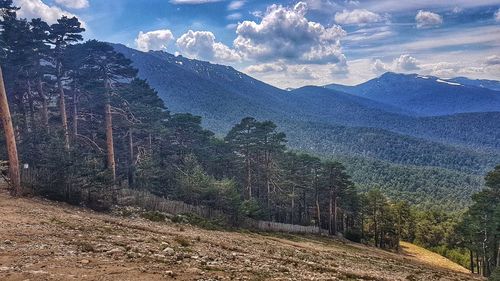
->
165, 270, 176, 277
151, 253, 166, 260
106, 247, 124, 255
187, 267, 202, 274
163, 247, 175, 256
80, 259, 90, 264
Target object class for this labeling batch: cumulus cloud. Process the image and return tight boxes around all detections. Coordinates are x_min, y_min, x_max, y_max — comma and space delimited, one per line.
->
135, 29, 175, 52
54, 0, 89, 9
495, 8, 500, 22
394, 54, 420, 71
485, 55, 500, 65
287, 65, 318, 80
228, 0, 245, 10
14, 0, 82, 24
370, 54, 420, 74
245, 62, 287, 73
371, 59, 390, 74
176, 30, 241, 62
334, 9, 383, 25
415, 10, 443, 29
233, 2, 346, 64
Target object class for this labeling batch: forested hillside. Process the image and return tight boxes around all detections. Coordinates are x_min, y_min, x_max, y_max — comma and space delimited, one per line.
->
112, 43, 500, 207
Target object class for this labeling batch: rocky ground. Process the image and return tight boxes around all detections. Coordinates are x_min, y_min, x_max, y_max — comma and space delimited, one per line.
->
0, 188, 484, 281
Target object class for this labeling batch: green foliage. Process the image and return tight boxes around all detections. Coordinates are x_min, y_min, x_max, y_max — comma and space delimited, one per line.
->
239, 199, 265, 220
141, 211, 166, 222
490, 267, 500, 281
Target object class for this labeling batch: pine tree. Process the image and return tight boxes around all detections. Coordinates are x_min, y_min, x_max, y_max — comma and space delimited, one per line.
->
47, 16, 84, 150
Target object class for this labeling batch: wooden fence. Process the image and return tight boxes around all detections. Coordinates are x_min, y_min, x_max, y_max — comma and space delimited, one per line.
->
118, 189, 325, 235
253, 220, 321, 234
117, 189, 225, 219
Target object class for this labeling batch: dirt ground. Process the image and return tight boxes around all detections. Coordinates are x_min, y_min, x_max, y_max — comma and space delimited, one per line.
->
0, 188, 484, 281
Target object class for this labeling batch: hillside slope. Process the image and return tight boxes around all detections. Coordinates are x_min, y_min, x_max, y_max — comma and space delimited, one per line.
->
0, 189, 482, 281
110, 44, 499, 207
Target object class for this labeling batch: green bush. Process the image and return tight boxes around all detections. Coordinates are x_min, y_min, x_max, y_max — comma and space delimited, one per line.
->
141, 211, 166, 222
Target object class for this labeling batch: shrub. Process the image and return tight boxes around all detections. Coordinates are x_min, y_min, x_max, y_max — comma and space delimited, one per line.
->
141, 211, 166, 222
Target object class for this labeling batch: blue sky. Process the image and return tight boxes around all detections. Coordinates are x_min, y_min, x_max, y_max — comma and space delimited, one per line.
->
14, 0, 500, 88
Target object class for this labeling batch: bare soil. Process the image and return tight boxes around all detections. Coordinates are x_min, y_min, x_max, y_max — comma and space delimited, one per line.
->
0, 188, 484, 281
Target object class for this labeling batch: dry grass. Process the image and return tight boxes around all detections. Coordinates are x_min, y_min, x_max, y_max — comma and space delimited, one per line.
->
0, 187, 484, 281
400, 242, 470, 273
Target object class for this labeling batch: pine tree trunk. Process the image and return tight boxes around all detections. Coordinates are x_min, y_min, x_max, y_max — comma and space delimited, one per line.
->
291, 185, 295, 224
128, 129, 134, 187
266, 151, 271, 219
470, 249, 475, 273
57, 61, 70, 150
72, 90, 78, 138
329, 189, 333, 235
26, 80, 34, 132
37, 78, 48, 130
104, 80, 116, 183
0, 66, 21, 195
315, 187, 321, 235
333, 193, 337, 235
245, 151, 252, 199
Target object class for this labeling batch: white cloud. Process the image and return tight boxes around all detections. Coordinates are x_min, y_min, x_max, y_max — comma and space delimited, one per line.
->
371, 59, 390, 74
227, 13, 242, 20
485, 55, 500, 65
135, 29, 174, 52
14, 0, 83, 24
228, 0, 245, 10
176, 30, 241, 62
170, 0, 222, 4
245, 62, 287, 73
364, 0, 500, 13
287, 65, 319, 80
234, 2, 346, 65
495, 8, 500, 22
370, 54, 420, 74
334, 9, 383, 25
415, 10, 443, 29
394, 54, 420, 71
54, 0, 89, 9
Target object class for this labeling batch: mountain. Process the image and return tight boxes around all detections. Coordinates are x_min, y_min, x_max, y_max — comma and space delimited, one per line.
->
324, 72, 500, 116
112, 44, 500, 207
447, 77, 500, 91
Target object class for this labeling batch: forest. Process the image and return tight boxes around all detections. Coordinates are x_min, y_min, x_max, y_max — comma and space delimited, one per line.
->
0, 1, 498, 278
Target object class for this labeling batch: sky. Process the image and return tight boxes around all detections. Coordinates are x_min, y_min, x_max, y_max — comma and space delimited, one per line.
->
13, 0, 500, 88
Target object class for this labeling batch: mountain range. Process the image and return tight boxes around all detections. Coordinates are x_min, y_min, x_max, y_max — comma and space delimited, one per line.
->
112, 43, 500, 208
325, 72, 500, 116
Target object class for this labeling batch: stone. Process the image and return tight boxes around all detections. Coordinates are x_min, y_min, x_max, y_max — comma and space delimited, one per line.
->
163, 247, 175, 256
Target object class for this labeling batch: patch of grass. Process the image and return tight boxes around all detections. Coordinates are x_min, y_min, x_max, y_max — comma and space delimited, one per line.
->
174, 213, 227, 230
174, 236, 190, 247
141, 211, 166, 222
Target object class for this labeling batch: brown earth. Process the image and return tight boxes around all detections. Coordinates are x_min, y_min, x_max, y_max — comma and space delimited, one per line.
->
0, 188, 484, 281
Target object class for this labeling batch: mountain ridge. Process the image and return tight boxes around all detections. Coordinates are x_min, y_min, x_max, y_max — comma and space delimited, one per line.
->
324, 72, 500, 116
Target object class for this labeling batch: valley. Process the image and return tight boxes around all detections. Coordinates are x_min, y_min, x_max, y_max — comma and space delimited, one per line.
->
112, 44, 500, 207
